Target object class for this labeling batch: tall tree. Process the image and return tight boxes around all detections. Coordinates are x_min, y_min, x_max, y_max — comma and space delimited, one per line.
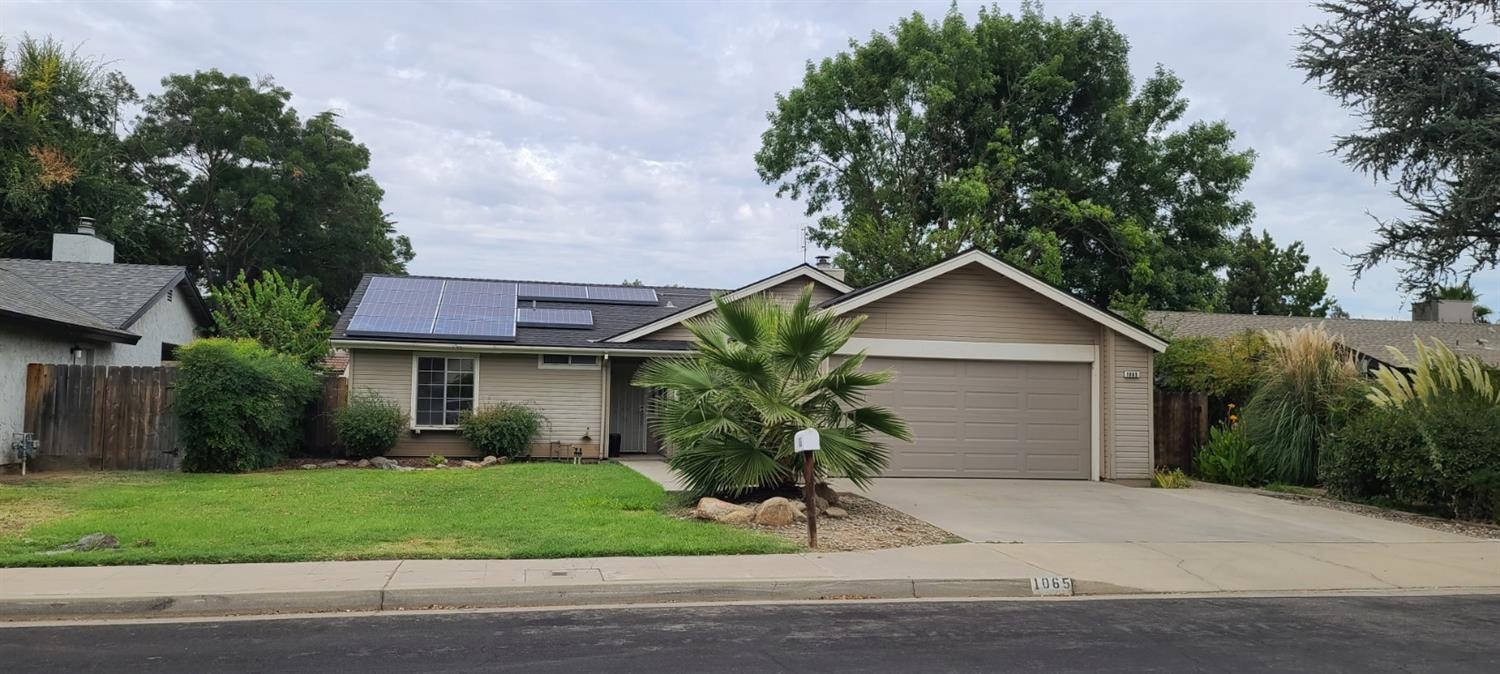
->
128, 70, 413, 308
1296, 0, 1500, 291
1221, 228, 1338, 316
756, 4, 1256, 309
0, 35, 165, 261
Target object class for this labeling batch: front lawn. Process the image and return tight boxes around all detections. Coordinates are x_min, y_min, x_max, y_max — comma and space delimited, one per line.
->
0, 463, 795, 567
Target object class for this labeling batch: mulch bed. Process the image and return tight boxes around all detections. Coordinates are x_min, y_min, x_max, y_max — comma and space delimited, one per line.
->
678, 492, 960, 552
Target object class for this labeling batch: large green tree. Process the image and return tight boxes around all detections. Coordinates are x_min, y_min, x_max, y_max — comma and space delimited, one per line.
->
128, 70, 413, 308
756, 4, 1256, 309
0, 36, 166, 261
1296, 0, 1500, 291
1221, 228, 1338, 316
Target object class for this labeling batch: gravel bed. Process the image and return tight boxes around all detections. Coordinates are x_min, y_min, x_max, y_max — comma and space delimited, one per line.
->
680, 494, 960, 551
1194, 480, 1500, 540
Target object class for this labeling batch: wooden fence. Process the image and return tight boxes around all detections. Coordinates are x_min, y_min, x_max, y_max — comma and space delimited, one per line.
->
1153, 390, 1209, 472
23, 363, 347, 471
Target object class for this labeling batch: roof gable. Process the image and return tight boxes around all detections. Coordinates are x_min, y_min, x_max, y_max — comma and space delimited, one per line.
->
0, 267, 139, 343
824, 249, 1169, 352
602, 264, 854, 343
0, 258, 206, 329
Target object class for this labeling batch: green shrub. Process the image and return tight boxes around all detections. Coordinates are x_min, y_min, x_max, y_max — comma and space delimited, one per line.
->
176, 338, 321, 472
334, 390, 406, 459
1155, 330, 1269, 400
1243, 325, 1366, 485
1457, 469, 1500, 523
459, 402, 547, 459
1194, 421, 1265, 487
426, 454, 447, 467
1322, 407, 1420, 501
1414, 400, 1500, 515
1152, 468, 1191, 489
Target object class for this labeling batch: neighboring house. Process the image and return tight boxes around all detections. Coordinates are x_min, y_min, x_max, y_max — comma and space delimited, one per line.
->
1147, 306, 1500, 371
0, 221, 210, 463
331, 249, 1167, 481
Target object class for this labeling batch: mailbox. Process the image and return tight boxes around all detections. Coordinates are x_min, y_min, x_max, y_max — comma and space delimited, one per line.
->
794, 428, 821, 453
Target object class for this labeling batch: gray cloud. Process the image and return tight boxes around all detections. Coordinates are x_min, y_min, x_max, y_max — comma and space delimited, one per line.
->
8, 0, 1495, 316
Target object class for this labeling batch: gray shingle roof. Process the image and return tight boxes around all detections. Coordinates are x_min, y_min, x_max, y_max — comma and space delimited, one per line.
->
0, 267, 138, 342
0, 258, 189, 329
332, 274, 721, 351
1146, 310, 1500, 367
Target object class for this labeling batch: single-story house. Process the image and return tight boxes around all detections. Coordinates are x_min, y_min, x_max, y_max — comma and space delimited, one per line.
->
331, 249, 1167, 481
1146, 307, 1499, 371
0, 221, 210, 462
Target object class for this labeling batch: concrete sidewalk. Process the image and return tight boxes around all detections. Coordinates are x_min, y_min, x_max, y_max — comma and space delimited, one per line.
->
5, 539, 1500, 621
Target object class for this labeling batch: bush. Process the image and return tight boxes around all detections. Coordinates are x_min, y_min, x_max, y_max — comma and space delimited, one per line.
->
210, 270, 332, 368
1194, 420, 1266, 487
1457, 469, 1500, 523
334, 390, 406, 459
1242, 325, 1366, 485
1155, 330, 1269, 400
1414, 400, 1500, 515
1321, 407, 1420, 501
1152, 468, 1191, 489
459, 402, 547, 459
176, 338, 321, 472
426, 454, 447, 467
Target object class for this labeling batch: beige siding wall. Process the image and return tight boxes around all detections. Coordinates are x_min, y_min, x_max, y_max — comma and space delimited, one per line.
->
851, 264, 1100, 344
1106, 335, 1154, 479
635, 275, 844, 342
348, 349, 604, 458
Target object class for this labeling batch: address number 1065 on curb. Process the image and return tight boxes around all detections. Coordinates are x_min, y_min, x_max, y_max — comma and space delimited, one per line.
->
1030, 576, 1074, 596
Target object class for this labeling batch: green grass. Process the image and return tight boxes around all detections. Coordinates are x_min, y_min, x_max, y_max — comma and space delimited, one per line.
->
0, 463, 795, 567
1262, 482, 1325, 498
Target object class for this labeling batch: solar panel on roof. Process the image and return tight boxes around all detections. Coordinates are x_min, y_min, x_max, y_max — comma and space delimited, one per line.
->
516, 282, 588, 300
516, 308, 594, 329
431, 280, 516, 340
586, 286, 658, 304
347, 277, 444, 337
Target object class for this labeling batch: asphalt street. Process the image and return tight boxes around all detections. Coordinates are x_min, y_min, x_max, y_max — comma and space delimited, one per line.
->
3, 594, 1498, 673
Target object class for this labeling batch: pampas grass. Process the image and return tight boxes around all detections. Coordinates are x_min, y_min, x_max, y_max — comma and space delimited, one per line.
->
1243, 325, 1365, 485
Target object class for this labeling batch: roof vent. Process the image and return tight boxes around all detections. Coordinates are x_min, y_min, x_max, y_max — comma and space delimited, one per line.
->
76, 217, 97, 236
813, 254, 846, 281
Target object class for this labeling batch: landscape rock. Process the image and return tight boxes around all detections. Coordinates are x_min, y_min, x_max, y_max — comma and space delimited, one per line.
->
719, 508, 755, 525
394, 466, 415, 472
753, 497, 798, 527
694, 497, 752, 522
51, 533, 119, 553
356, 459, 371, 468
825, 506, 849, 519
318, 461, 339, 468
335, 459, 350, 466
815, 482, 841, 506
369, 457, 399, 470
300, 463, 318, 470
480, 455, 499, 466
461, 460, 482, 469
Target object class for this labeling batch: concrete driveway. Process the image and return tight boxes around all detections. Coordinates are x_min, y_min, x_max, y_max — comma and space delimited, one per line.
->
848, 479, 1473, 544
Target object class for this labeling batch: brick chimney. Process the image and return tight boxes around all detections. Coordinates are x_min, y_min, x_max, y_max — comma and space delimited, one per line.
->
51, 217, 115, 264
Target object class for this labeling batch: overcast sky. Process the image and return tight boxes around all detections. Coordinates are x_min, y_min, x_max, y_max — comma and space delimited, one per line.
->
6, 0, 1496, 317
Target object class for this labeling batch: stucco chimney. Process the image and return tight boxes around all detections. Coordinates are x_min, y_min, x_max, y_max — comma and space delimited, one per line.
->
813, 254, 846, 281
1412, 299, 1476, 323
51, 217, 114, 264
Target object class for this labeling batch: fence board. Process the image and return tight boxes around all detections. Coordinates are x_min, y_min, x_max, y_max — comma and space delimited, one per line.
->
1153, 390, 1209, 473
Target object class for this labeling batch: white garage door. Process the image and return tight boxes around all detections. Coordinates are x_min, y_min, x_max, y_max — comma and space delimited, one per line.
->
861, 357, 1092, 479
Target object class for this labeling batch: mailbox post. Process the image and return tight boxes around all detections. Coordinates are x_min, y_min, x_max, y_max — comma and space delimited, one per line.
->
794, 428, 821, 548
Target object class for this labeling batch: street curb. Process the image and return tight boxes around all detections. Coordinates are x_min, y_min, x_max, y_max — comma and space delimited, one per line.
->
1, 578, 1059, 621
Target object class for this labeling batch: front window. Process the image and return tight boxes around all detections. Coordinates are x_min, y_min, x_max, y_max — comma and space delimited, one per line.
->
416, 356, 475, 426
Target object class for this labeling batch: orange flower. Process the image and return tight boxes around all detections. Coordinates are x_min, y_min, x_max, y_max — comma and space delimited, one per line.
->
1229, 414, 1239, 425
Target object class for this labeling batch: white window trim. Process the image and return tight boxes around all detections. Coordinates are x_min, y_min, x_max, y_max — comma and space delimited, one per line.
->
409, 353, 480, 430
538, 354, 601, 370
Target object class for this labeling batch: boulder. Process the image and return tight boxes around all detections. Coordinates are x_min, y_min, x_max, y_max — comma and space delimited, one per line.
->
370, 456, 399, 470
753, 497, 798, 527
461, 460, 482, 469
300, 463, 318, 470
54, 533, 119, 553
825, 506, 849, 519
480, 455, 499, 466
719, 508, 755, 525
694, 497, 752, 522
815, 482, 841, 506
335, 459, 350, 466
318, 461, 339, 468
356, 459, 371, 468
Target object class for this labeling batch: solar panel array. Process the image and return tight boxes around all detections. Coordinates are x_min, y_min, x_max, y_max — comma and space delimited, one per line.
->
516, 308, 594, 329
347, 277, 655, 340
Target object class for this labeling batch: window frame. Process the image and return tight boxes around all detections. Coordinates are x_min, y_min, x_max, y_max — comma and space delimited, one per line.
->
409, 354, 480, 429
537, 353, 600, 370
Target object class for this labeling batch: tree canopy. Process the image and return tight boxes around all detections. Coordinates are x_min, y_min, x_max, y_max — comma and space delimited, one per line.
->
1222, 228, 1338, 316
756, 4, 1260, 310
129, 70, 413, 308
1297, 0, 1500, 292
210, 270, 331, 367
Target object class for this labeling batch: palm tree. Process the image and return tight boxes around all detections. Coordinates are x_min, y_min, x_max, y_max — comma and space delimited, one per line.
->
634, 286, 911, 498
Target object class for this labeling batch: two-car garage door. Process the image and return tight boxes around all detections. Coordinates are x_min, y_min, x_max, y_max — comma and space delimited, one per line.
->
861, 357, 1092, 479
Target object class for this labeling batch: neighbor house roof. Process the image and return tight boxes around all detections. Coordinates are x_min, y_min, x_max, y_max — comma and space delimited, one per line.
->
0, 266, 139, 344
331, 273, 722, 352
601, 264, 853, 343
0, 258, 209, 329
1146, 310, 1500, 368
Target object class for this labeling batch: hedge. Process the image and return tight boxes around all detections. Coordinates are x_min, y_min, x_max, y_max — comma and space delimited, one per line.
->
175, 338, 321, 472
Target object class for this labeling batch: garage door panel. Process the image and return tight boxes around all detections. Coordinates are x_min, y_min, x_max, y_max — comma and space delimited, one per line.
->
864, 357, 1091, 479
